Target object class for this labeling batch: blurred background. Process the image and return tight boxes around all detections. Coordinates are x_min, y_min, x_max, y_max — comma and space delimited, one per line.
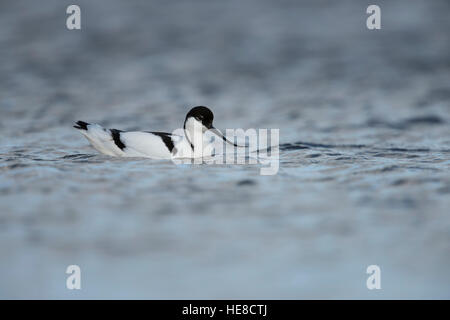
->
0, 0, 449, 298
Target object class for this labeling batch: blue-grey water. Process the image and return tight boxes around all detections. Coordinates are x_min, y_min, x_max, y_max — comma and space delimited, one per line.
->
1, 0, 450, 298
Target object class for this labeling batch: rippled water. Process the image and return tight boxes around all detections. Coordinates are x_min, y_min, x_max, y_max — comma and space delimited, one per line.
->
1, 0, 450, 298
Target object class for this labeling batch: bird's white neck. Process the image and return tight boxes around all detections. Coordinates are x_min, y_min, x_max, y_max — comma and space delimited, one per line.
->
184, 117, 205, 157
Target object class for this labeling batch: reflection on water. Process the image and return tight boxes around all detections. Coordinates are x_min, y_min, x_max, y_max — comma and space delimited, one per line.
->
1, 0, 450, 298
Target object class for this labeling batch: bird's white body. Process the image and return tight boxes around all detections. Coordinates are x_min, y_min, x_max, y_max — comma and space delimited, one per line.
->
77, 123, 216, 159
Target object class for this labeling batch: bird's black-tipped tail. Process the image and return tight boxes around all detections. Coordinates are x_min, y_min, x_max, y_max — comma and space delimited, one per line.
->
74, 120, 90, 130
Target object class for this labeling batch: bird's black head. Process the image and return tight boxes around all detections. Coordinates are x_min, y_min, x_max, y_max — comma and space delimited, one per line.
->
184, 106, 214, 129
183, 105, 241, 148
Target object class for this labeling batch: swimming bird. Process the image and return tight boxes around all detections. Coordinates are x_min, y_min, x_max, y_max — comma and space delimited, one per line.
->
73, 106, 240, 159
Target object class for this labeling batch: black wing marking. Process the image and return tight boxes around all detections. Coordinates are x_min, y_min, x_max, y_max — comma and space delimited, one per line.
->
110, 129, 126, 150
147, 132, 175, 153
74, 120, 89, 130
